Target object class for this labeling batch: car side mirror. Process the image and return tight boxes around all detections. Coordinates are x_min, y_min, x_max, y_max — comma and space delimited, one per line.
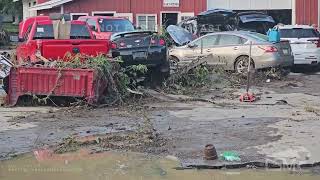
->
188, 43, 197, 48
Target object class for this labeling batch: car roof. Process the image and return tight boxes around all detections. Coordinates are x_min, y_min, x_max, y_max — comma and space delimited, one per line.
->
278, 25, 314, 29
36, 20, 88, 25
205, 31, 262, 36
79, 16, 127, 20
200, 31, 269, 42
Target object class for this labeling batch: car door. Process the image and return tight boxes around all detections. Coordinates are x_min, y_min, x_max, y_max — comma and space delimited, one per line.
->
182, 34, 219, 62
213, 34, 247, 69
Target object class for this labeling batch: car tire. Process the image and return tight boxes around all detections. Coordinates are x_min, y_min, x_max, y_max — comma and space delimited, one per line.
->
235, 56, 255, 74
3, 76, 9, 94
147, 65, 169, 88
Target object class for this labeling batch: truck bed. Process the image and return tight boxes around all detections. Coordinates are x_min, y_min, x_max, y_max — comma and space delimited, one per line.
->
6, 67, 108, 106
40, 39, 109, 60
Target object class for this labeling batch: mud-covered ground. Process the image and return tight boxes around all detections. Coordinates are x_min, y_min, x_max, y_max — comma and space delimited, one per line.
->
1, 69, 320, 168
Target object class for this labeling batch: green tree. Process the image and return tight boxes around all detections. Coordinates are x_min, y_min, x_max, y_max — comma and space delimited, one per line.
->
0, 0, 23, 21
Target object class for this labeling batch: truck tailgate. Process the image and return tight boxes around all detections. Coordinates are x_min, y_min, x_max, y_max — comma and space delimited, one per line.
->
41, 40, 109, 60
6, 67, 108, 106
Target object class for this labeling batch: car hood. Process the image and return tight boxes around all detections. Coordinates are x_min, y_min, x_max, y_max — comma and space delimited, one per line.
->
167, 25, 193, 46
197, 9, 236, 25
239, 13, 275, 23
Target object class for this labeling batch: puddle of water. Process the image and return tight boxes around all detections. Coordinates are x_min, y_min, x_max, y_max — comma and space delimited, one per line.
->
0, 149, 319, 180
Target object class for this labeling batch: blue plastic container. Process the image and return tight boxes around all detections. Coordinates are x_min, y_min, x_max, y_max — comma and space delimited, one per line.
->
267, 28, 280, 43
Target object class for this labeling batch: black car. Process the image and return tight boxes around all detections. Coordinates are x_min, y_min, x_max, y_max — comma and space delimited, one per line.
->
179, 9, 276, 36
111, 31, 169, 85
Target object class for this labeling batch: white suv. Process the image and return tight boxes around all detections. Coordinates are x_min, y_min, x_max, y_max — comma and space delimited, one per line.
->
278, 25, 320, 66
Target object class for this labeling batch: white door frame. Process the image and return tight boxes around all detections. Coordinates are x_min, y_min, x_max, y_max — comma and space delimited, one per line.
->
92, 11, 116, 16
70, 13, 89, 20
160, 11, 181, 28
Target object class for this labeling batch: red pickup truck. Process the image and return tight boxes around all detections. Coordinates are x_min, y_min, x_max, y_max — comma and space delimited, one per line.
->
16, 16, 109, 63
78, 16, 135, 40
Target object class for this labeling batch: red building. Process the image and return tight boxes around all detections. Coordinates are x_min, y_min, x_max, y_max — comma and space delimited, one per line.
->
29, 0, 320, 28
295, 0, 319, 26
31, 0, 206, 31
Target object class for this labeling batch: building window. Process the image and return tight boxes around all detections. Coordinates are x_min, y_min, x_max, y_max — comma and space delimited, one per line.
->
92, 11, 116, 16
70, 13, 89, 20
115, 13, 133, 23
180, 12, 194, 22
33, 1, 36, 6
137, 14, 157, 31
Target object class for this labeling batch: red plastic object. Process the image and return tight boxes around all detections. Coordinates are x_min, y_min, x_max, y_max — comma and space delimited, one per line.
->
6, 67, 107, 106
239, 92, 256, 102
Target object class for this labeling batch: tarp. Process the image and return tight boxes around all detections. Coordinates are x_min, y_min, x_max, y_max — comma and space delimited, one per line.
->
52, 20, 71, 39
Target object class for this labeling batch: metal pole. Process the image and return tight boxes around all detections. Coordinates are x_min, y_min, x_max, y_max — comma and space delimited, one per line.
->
201, 38, 203, 54
246, 41, 252, 93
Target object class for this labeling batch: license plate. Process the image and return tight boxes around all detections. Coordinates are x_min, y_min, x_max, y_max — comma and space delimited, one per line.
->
133, 52, 147, 59
283, 49, 289, 55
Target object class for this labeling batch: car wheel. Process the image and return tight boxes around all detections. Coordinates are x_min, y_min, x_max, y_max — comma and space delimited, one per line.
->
3, 76, 9, 94
235, 56, 255, 74
147, 66, 168, 89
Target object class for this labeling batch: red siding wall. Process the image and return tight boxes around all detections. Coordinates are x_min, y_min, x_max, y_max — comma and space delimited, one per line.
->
37, 0, 206, 26
296, 0, 318, 25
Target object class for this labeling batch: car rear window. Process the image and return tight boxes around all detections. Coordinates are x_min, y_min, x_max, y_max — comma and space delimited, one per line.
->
33, 24, 91, 40
246, 32, 269, 42
279, 28, 319, 38
70, 24, 91, 39
98, 19, 134, 33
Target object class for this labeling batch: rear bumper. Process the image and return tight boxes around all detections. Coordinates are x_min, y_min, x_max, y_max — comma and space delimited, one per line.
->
293, 53, 320, 65
254, 54, 294, 69
112, 46, 168, 67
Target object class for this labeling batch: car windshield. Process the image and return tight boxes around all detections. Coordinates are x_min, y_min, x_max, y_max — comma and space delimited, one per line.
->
98, 19, 134, 33
33, 24, 91, 39
279, 28, 319, 38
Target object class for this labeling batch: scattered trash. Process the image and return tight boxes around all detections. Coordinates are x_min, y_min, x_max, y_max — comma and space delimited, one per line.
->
204, 144, 218, 160
239, 92, 256, 102
266, 79, 271, 83
275, 100, 288, 105
220, 151, 241, 162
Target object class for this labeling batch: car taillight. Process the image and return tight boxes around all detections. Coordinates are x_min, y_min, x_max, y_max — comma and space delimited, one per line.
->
159, 39, 166, 46
111, 42, 117, 49
259, 46, 278, 53
308, 39, 320, 48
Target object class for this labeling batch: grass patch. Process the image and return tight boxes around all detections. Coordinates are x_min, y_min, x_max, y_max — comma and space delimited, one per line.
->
2, 23, 18, 34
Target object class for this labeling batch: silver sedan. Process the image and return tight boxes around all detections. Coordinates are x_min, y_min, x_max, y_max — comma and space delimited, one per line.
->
168, 29, 294, 73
